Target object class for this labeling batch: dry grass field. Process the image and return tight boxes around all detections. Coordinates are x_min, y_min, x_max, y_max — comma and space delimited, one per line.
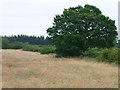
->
2, 49, 118, 88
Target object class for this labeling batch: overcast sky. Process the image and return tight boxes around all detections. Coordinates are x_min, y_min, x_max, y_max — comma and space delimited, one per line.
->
0, 0, 119, 38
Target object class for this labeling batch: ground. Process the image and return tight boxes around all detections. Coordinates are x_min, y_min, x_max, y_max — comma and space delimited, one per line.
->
2, 49, 118, 88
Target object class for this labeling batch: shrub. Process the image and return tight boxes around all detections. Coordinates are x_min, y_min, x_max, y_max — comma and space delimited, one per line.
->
2, 38, 9, 49
9, 42, 23, 49
83, 48, 101, 58
83, 47, 119, 64
97, 48, 119, 64
22, 43, 56, 54
108, 48, 118, 63
22, 43, 40, 52
96, 48, 110, 62
39, 45, 56, 54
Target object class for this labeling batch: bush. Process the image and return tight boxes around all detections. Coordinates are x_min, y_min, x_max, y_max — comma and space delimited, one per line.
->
39, 45, 56, 54
96, 48, 110, 62
97, 48, 119, 64
83, 47, 119, 64
22, 43, 40, 52
108, 48, 118, 63
22, 43, 56, 54
9, 42, 23, 49
2, 38, 9, 49
83, 48, 101, 58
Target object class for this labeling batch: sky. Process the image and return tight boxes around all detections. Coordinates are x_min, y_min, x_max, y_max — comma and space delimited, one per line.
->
0, 0, 119, 38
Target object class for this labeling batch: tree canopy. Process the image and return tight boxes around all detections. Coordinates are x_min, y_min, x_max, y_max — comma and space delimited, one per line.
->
47, 5, 117, 56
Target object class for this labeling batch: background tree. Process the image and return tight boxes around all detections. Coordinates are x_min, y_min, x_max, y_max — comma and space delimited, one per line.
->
2, 35, 52, 45
47, 4, 117, 57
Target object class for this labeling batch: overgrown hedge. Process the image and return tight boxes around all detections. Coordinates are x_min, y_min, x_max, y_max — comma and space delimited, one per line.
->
83, 47, 119, 64
9, 42, 24, 49
22, 43, 56, 54
39, 45, 56, 54
2, 38, 56, 54
22, 43, 41, 52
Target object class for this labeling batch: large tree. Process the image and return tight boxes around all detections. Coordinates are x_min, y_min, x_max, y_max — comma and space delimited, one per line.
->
47, 5, 117, 56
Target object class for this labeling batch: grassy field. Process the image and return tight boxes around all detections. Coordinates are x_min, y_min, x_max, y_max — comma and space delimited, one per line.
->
2, 49, 118, 88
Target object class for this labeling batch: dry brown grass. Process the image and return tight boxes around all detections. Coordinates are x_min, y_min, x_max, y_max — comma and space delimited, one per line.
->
2, 49, 118, 88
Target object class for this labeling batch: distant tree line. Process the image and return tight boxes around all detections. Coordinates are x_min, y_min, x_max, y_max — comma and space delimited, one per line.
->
2, 35, 52, 45
2, 35, 56, 54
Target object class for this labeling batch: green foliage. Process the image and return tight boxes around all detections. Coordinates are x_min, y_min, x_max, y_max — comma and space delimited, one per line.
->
108, 48, 119, 63
83, 48, 101, 58
22, 43, 56, 54
83, 47, 119, 64
2, 38, 9, 49
2, 37, 55, 54
39, 45, 56, 54
22, 43, 40, 52
47, 5, 117, 57
97, 48, 119, 64
9, 42, 24, 49
96, 48, 110, 62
